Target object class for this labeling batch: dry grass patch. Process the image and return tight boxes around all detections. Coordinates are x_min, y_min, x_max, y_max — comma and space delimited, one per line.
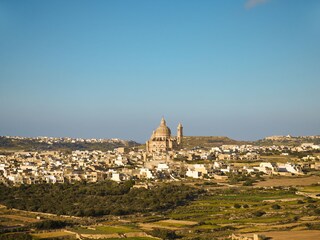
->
139, 219, 197, 231
159, 219, 197, 226
139, 223, 180, 231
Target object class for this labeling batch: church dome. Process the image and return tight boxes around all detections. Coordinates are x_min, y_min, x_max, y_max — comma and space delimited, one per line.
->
153, 117, 171, 138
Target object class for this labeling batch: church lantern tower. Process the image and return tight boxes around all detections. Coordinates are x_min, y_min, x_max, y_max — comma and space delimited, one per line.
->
177, 123, 183, 146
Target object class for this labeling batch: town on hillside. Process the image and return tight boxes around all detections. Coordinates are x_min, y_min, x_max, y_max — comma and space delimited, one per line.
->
1, 118, 319, 186
1, 118, 320, 240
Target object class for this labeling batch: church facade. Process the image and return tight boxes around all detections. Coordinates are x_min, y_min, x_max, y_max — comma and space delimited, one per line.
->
146, 117, 183, 152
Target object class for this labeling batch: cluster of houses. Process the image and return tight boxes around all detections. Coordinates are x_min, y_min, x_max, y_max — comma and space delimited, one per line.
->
264, 135, 320, 141
0, 141, 320, 185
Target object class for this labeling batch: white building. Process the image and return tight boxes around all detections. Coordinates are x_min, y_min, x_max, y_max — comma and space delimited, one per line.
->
186, 169, 201, 179
254, 162, 277, 174
140, 168, 154, 179
157, 163, 169, 171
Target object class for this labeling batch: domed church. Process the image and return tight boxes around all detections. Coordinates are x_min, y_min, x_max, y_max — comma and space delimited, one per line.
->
146, 117, 183, 152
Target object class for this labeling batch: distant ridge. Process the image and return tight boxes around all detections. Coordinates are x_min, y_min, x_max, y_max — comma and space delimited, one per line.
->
2, 134, 319, 151
183, 135, 320, 149
182, 136, 250, 149
0, 136, 140, 152
256, 135, 320, 146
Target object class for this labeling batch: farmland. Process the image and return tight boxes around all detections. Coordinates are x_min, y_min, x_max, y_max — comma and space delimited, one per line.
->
1, 179, 320, 239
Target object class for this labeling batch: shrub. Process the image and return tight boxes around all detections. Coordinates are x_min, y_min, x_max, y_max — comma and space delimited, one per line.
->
307, 204, 316, 209
297, 200, 304, 204
243, 180, 254, 186
306, 223, 320, 230
150, 228, 179, 240
252, 210, 266, 217
314, 209, 320, 215
271, 204, 281, 210
234, 203, 241, 209
307, 198, 316, 203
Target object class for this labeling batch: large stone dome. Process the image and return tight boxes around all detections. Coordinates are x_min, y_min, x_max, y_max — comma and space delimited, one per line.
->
153, 117, 171, 138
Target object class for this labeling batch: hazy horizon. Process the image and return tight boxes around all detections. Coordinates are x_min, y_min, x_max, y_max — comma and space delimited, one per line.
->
1, 0, 319, 142
1, 122, 318, 143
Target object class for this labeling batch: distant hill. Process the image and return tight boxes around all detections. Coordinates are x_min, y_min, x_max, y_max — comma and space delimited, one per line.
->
182, 136, 250, 149
255, 136, 320, 146
182, 135, 320, 149
0, 136, 140, 152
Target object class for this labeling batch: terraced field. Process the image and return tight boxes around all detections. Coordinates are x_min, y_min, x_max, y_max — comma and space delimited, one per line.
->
162, 187, 320, 239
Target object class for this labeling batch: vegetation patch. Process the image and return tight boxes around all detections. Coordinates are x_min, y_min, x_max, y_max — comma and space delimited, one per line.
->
0, 181, 203, 217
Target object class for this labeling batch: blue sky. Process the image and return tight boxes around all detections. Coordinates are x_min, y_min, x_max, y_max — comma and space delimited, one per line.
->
0, 0, 319, 142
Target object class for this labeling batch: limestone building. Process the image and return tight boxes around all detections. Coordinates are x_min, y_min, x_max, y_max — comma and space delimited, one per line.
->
146, 117, 183, 152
